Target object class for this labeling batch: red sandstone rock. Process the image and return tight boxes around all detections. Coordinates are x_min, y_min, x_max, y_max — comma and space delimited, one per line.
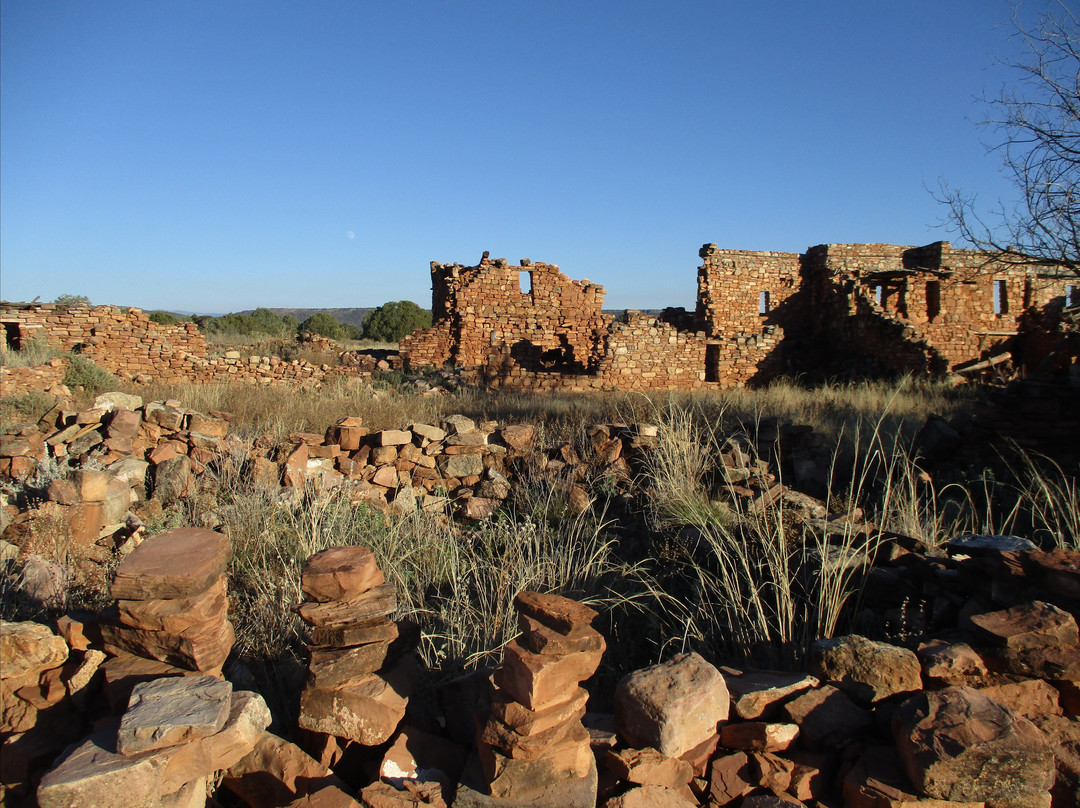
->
476, 729, 595, 801
809, 634, 922, 704
780, 685, 871, 751
117, 674, 232, 755
223, 730, 346, 807
603, 746, 694, 792
308, 616, 399, 648
490, 685, 588, 737
969, 599, 1079, 653
615, 652, 729, 758
116, 576, 227, 633
480, 715, 588, 761
0, 620, 68, 684
917, 639, 989, 685
309, 641, 393, 688
379, 724, 467, 789
600, 784, 697, 808
496, 639, 602, 711
110, 528, 231, 601
720, 668, 818, 720
301, 545, 386, 603
101, 614, 234, 673
298, 657, 416, 745
513, 591, 599, 635
979, 677, 1063, 719
499, 424, 537, 451
719, 721, 799, 752
709, 752, 754, 806
297, 582, 397, 628
892, 685, 1054, 803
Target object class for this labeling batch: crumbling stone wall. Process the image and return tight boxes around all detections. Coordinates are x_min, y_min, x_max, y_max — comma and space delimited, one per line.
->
401, 242, 1076, 391
1, 304, 207, 381
400, 253, 611, 373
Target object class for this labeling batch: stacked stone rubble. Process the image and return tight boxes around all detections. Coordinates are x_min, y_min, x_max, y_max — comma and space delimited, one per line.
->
36, 674, 271, 808
464, 591, 604, 804
297, 545, 416, 746
99, 527, 235, 675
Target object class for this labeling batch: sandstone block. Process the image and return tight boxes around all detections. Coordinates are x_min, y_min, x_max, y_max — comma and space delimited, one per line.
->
603, 746, 693, 791
721, 668, 819, 720
809, 634, 922, 703
308, 616, 398, 648
110, 527, 231, 601
101, 614, 234, 672
301, 545, 385, 603
719, 721, 799, 752
496, 639, 602, 711
37, 690, 270, 807
780, 685, 871, 751
892, 685, 1054, 802
223, 730, 346, 807
513, 591, 599, 635
298, 657, 416, 745
378, 430, 413, 447
0, 620, 68, 683
917, 639, 989, 685
600, 784, 697, 808
117, 674, 232, 755
297, 582, 397, 628
615, 652, 729, 758
970, 600, 1079, 653
309, 641, 392, 688
480, 715, 588, 761
709, 751, 754, 806
517, 615, 605, 655
490, 686, 588, 737
117, 576, 227, 634
980, 678, 1063, 720
74, 468, 109, 502
379, 723, 467, 788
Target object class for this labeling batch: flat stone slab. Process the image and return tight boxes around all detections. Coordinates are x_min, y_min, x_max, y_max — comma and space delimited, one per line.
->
297, 583, 396, 628
301, 546, 386, 603
298, 657, 416, 745
110, 528, 231, 600
513, 592, 598, 635
117, 576, 228, 634
809, 634, 922, 704
101, 615, 234, 672
117, 674, 232, 755
308, 616, 398, 648
720, 668, 819, 720
454, 746, 596, 808
0, 620, 69, 684
37, 690, 270, 808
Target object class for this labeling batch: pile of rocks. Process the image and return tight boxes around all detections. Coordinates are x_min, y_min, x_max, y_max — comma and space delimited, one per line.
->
37, 673, 271, 808
456, 591, 605, 806
297, 545, 416, 748
99, 527, 234, 675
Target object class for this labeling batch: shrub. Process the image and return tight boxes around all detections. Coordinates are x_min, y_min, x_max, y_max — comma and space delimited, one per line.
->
299, 312, 345, 340
62, 355, 119, 394
0, 340, 62, 368
53, 294, 91, 307
362, 301, 432, 343
148, 311, 180, 325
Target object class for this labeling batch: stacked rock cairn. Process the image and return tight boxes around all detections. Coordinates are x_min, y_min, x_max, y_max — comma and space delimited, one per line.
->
36, 527, 272, 808
99, 527, 235, 675
466, 591, 605, 803
297, 545, 417, 746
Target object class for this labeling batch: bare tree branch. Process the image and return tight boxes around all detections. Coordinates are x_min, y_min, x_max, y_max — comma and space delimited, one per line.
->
937, 2, 1080, 277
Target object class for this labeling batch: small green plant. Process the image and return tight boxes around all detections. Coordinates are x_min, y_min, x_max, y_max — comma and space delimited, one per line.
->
63, 355, 119, 394
0, 339, 63, 368
53, 293, 91, 307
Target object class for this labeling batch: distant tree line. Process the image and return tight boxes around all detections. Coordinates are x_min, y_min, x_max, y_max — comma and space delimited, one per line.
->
148, 302, 431, 343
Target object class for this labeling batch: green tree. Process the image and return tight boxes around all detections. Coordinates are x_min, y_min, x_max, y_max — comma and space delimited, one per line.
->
54, 294, 91, 307
250, 307, 294, 337
362, 301, 432, 342
148, 311, 179, 325
300, 312, 345, 340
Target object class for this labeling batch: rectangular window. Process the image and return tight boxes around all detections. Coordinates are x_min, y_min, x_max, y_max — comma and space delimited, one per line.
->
993, 280, 1008, 315
759, 291, 769, 315
926, 280, 941, 321
875, 285, 884, 307
1067, 284, 1078, 307
519, 271, 533, 295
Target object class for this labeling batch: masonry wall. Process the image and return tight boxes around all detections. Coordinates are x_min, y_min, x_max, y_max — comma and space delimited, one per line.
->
1, 304, 207, 382
401, 255, 611, 373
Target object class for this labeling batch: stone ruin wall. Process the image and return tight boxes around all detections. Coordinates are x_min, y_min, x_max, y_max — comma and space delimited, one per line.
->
401, 254, 610, 373
402, 243, 1077, 390
0, 303, 389, 391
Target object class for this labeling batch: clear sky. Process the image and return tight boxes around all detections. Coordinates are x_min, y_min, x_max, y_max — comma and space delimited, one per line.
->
0, 1, 1047, 313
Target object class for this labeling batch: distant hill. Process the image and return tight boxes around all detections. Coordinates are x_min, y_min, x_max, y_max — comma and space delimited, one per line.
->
237, 307, 378, 330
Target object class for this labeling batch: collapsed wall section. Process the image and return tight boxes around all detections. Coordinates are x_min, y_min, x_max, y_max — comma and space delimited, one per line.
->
400, 253, 611, 373
1, 304, 207, 381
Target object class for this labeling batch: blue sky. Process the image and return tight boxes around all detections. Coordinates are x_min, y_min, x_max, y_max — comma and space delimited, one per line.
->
0, 1, 1046, 312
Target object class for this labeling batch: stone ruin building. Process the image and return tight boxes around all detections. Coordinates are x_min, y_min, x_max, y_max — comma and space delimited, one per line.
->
400, 242, 1079, 389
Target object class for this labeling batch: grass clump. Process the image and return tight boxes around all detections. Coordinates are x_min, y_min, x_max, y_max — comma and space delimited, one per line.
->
0, 339, 64, 368
62, 355, 119, 396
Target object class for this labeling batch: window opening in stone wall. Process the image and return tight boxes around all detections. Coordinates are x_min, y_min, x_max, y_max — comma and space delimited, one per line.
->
875, 285, 884, 307
759, 291, 769, 315
520, 271, 533, 295
926, 280, 941, 322
2, 322, 20, 352
1067, 284, 1078, 307
993, 279, 1008, 315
